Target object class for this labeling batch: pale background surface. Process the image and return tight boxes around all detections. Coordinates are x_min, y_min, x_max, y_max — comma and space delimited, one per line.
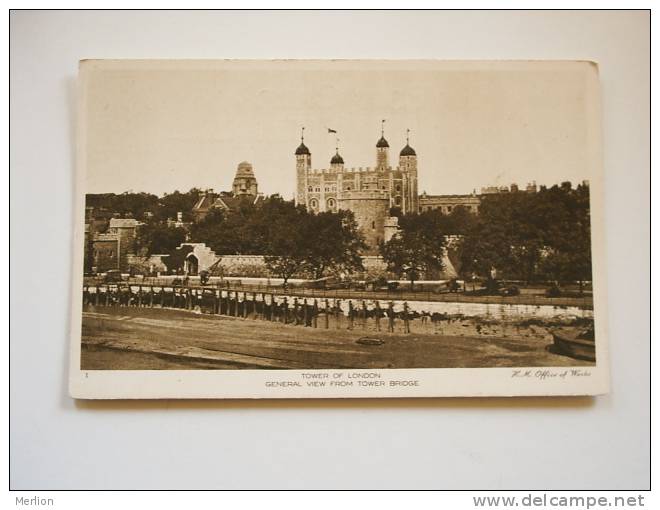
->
10, 10, 649, 489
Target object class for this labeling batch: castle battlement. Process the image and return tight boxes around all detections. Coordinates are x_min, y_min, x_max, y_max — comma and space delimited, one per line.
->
309, 166, 404, 175
295, 126, 419, 254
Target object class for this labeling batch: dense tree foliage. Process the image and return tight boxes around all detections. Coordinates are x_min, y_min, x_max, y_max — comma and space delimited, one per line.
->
381, 183, 591, 288
379, 210, 450, 288
301, 210, 366, 279
155, 190, 202, 222
136, 223, 188, 255
262, 202, 310, 286
190, 196, 365, 284
189, 199, 274, 255
459, 182, 592, 286
86, 192, 159, 220
86, 189, 201, 222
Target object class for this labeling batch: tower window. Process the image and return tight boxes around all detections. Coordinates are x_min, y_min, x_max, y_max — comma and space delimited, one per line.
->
310, 199, 318, 209
395, 184, 401, 191
371, 221, 375, 229
327, 198, 335, 209
308, 186, 313, 192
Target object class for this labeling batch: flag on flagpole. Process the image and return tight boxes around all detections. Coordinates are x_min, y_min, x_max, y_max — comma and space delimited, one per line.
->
327, 128, 337, 134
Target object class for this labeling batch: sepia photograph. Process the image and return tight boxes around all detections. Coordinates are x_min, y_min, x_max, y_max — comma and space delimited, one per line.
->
13, 8, 651, 495
70, 59, 608, 398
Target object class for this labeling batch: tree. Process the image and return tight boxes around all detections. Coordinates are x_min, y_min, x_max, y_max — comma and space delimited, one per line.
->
136, 223, 187, 255
86, 188, 201, 223
86, 192, 159, 220
154, 188, 202, 222
262, 201, 309, 287
302, 210, 366, 279
458, 182, 592, 286
189, 195, 290, 255
538, 182, 592, 290
163, 245, 194, 274
379, 211, 448, 289
435, 205, 476, 235
189, 196, 368, 283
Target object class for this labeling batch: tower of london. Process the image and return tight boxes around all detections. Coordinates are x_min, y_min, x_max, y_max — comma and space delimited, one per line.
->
295, 126, 419, 254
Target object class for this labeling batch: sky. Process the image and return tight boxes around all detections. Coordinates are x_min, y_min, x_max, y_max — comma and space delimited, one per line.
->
82, 60, 599, 197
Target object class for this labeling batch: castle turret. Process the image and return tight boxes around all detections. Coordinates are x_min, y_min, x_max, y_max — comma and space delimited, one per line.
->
330, 150, 344, 171
399, 129, 418, 213
295, 128, 311, 206
376, 120, 389, 169
232, 161, 259, 197
330, 136, 345, 172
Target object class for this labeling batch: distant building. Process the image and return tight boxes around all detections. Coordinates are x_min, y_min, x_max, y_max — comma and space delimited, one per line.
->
192, 161, 264, 221
84, 210, 140, 272
166, 211, 192, 230
419, 192, 480, 214
419, 181, 539, 214
480, 182, 537, 195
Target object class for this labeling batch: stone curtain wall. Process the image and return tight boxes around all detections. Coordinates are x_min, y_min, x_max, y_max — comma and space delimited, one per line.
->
125, 250, 459, 280
217, 253, 458, 280
216, 255, 270, 277
126, 254, 169, 274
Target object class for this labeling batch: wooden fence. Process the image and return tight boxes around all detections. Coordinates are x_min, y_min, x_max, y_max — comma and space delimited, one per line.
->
82, 277, 594, 309
82, 284, 417, 334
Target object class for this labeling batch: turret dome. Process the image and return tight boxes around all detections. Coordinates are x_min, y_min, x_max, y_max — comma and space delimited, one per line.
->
376, 136, 390, 148
330, 152, 344, 165
295, 142, 310, 156
400, 144, 416, 157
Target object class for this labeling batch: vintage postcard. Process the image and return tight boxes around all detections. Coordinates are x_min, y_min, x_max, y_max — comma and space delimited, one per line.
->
69, 60, 609, 399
